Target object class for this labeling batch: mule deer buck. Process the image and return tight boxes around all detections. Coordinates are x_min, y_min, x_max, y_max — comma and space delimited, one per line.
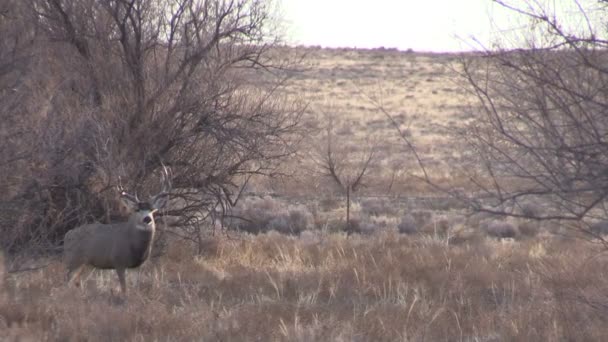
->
63, 168, 171, 294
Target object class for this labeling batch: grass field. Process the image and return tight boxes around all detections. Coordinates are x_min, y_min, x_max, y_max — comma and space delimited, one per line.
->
263, 47, 474, 196
3, 232, 608, 341
2, 48, 608, 341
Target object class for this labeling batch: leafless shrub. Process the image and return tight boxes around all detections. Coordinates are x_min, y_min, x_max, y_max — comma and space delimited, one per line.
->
411, 210, 433, 229
318, 197, 342, 211
432, 217, 451, 236
318, 218, 349, 233
518, 202, 543, 219
466, 211, 499, 230
359, 198, 399, 217
426, 196, 468, 211
357, 221, 377, 235
484, 220, 518, 239
343, 218, 362, 235
518, 221, 540, 238
230, 196, 313, 234
452, 2, 608, 229
590, 221, 608, 236
371, 1, 608, 243
268, 208, 314, 235
397, 213, 418, 234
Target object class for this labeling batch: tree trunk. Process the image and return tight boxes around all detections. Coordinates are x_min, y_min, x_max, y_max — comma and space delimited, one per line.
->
346, 183, 350, 232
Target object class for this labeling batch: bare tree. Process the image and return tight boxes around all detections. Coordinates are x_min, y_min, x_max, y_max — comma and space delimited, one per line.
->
0, 0, 304, 252
0, 0, 46, 251
312, 112, 376, 233
452, 1, 608, 227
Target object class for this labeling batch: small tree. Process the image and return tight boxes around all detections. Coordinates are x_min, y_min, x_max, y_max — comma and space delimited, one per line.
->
313, 112, 376, 232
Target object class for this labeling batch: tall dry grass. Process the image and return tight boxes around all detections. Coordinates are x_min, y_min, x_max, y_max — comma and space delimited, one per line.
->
2, 232, 608, 341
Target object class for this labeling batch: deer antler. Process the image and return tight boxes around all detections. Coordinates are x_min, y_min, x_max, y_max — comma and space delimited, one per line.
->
118, 176, 140, 203
151, 165, 172, 204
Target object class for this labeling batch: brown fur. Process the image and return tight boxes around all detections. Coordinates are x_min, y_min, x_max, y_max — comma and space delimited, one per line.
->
64, 170, 170, 294
63, 209, 158, 294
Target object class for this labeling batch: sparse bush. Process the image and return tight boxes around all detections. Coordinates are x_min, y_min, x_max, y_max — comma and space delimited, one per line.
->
419, 214, 464, 237
342, 218, 378, 235
433, 217, 451, 235
518, 221, 540, 238
398, 214, 418, 234
360, 198, 399, 217
519, 202, 543, 218
448, 228, 484, 246
231, 196, 313, 235
318, 197, 341, 211
358, 221, 377, 235
412, 210, 433, 227
590, 221, 608, 236
269, 207, 313, 235
484, 220, 519, 239
427, 197, 467, 211
467, 212, 498, 229
319, 218, 347, 233
368, 215, 393, 230
345, 218, 362, 235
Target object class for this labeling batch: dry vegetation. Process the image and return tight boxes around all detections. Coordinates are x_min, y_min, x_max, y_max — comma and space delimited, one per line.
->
3, 231, 608, 341
5, 43, 608, 340
3, 31, 608, 337
265, 48, 473, 196
4, 0, 608, 339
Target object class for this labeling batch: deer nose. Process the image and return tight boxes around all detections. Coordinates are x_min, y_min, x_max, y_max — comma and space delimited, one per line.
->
143, 216, 152, 224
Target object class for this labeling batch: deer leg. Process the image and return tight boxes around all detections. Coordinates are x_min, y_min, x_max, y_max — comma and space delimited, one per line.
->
116, 268, 127, 294
67, 264, 84, 288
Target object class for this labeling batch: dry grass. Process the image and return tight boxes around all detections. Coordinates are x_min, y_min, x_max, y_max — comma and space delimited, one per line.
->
4, 48, 607, 341
2, 232, 608, 341
266, 48, 475, 196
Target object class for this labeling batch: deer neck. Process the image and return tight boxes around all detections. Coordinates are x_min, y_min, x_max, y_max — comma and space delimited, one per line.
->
126, 218, 156, 268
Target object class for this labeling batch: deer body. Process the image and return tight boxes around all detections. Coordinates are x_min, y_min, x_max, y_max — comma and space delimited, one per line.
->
65, 220, 154, 268
64, 170, 170, 294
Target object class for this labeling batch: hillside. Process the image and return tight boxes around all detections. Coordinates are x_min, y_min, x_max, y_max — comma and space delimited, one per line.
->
260, 47, 476, 196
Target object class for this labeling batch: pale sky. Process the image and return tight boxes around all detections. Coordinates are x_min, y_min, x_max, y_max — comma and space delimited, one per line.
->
280, 0, 603, 52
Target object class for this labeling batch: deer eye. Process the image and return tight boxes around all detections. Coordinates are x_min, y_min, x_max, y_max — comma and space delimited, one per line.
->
143, 216, 152, 224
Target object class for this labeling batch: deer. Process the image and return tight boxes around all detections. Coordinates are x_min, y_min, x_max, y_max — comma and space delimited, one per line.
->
63, 167, 171, 294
